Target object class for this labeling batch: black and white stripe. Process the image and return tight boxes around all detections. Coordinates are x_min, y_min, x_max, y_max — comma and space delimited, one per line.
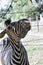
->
9, 38, 29, 65
1, 37, 29, 65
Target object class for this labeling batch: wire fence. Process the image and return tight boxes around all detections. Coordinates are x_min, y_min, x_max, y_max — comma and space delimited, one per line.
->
22, 37, 43, 46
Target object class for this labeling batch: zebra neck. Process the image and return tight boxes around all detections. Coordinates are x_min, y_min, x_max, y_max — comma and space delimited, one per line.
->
11, 40, 20, 52
11, 40, 21, 65
9, 36, 21, 54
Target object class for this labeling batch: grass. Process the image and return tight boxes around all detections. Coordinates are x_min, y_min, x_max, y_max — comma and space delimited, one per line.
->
25, 46, 43, 65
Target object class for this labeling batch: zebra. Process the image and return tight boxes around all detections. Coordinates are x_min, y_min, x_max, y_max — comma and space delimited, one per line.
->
0, 18, 31, 65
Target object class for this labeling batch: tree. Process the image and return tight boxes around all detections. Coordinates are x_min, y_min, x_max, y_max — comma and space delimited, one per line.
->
0, 0, 43, 21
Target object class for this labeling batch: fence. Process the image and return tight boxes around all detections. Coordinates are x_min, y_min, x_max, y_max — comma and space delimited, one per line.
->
29, 15, 43, 32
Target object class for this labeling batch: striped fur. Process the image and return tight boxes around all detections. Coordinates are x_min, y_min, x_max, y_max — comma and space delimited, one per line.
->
1, 18, 30, 65
10, 40, 29, 65
1, 37, 29, 65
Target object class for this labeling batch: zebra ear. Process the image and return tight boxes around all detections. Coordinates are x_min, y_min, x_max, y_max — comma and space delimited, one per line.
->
4, 18, 11, 26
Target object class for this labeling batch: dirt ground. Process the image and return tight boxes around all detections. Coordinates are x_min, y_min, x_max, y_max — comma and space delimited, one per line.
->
25, 46, 43, 65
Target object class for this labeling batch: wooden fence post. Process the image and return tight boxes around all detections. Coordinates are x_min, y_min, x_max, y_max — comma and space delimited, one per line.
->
29, 17, 31, 30
36, 16, 39, 32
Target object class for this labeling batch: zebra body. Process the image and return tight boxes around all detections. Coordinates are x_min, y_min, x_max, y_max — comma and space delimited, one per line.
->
6, 29, 29, 65
1, 37, 29, 65
11, 41, 29, 65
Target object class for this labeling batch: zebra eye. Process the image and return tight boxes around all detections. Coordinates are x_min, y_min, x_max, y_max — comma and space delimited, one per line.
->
8, 26, 11, 29
6, 25, 11, 30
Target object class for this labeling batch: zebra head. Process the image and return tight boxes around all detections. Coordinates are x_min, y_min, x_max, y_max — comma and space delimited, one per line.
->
4, 18, 31, 39
14, 19, 31, 38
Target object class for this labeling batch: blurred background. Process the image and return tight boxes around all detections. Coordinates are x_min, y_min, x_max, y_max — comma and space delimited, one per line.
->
0, 0, 43, 65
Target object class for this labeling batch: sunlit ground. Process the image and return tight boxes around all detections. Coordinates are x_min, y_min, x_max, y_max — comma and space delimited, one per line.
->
25, 46, 43, 65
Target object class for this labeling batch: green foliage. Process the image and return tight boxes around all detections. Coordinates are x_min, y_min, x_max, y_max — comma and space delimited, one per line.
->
9, 0, 41, 20
0, 0, 42, 21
